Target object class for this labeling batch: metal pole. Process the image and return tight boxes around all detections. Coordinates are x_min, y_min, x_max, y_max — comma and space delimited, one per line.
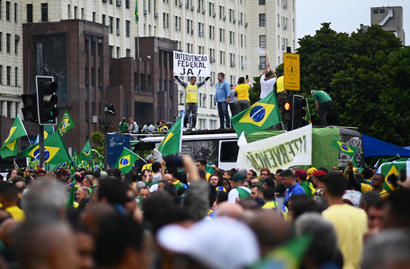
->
39, 125, 45, 168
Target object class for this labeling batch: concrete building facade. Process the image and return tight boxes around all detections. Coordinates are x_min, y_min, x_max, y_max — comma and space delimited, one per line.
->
0, 0, 23, 120
1, 0, 296, 136
371, 6, 405, 45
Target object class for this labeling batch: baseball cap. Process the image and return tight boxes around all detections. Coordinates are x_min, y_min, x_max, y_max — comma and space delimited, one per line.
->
156, 217, 260, 269
313, 170, 327, 178
232, 173, 245, 183
306, 167, 317, 179
294, 169, 307, 181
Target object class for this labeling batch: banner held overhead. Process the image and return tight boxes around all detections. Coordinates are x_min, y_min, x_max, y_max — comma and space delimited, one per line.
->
173, 51, 210, 77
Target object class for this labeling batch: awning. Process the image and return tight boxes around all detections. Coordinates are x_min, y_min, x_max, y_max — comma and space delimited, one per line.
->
362, 134, 410, 157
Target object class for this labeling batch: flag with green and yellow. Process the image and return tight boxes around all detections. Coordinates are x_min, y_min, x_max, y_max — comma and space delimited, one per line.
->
231, 92, 282, 136
0, 115, 28, 158
79, 140, 92, 163
157, 116, 183, 157
57, 110, 75, 135
21, 133, 71, 166
116, 147, 138, 174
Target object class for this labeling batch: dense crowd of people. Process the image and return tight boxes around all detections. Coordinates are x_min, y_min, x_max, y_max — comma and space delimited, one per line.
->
0, 157, 409, 269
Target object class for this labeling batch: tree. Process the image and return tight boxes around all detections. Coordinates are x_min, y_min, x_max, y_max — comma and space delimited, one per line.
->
296, 23, 408, 146
90, 131, 105, 156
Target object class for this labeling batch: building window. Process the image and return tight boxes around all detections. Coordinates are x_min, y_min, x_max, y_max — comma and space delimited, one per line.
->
259, 56, 266, 70
0, 33, 2, 52
0, 65, 2, 85
6, 66, 11, 86
26, 4, 33, 22
126, 49, 131, 57
125, 0, 130, 8
6, 1, 10, 21
109, 17, 113, 33
6, 33, 10, 53
14, 67, 17, 86
109, 46, 113, 58
259, 0, 265, 4
98, 39, 103, 56
219, 51, 225, 65
116, 18, 120, 36
92, 12, 96, 22
116, 47, 120, 58
41, 3, 48, 22
259, 35, 266, 48
14, 3, 17, 22
163, 13, 169, 29
102, 14, 106, 25
126, 20, 130, 37
259, 14, 266, 27
14, 35, 18, 54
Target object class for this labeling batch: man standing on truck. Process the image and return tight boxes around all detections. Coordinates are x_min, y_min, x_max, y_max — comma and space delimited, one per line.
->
174, 75, 210, 131
311, 89, 332, 126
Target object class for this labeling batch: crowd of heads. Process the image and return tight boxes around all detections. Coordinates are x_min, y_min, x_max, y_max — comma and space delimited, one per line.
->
0, 157, 408, 269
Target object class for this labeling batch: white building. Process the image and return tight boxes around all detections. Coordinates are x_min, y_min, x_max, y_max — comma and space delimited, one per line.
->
246, 0, 297, 78
1, 0, 295, 129
0, 0, 23, 119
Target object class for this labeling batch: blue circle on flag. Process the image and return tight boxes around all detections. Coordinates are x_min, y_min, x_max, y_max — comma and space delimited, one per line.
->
34, 148, 50, 161
250, 106, 266, 122
341, 144, 349, 151
120, 158, 129, 166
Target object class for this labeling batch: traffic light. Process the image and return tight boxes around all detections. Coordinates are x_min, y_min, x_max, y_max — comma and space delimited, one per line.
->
36, 76, 59, 125
292, 95, 307, 129
21, 93, 38, 122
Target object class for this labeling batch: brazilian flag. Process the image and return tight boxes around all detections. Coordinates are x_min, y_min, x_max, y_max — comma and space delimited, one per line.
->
231, 92, 282, 136
157, 116, 183, 157
331, 138, 356, 157
116, 148, 138, 174
79, 140, 92, 163
135, 0, 139, 22
21, 133, 71, 166
57, 110, 75, 135
0, 115, 28, 158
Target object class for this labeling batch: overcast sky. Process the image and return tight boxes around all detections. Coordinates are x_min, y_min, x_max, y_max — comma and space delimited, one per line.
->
296, 0, 409, 46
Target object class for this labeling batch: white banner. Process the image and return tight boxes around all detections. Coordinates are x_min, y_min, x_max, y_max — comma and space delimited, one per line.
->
173, 51, 210, 77
236, 124, 312, 172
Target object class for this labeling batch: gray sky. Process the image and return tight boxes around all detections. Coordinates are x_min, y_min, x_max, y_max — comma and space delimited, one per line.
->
296, 0, 409, 46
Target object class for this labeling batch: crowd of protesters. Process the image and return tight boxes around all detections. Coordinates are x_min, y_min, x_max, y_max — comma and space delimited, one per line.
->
0, 157, 409, 269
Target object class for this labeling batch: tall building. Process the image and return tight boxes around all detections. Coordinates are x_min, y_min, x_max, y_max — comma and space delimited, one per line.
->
0, 0, 23, 120
246, 0, 296, 79
370, 6, 405, 45
0, 0, 297, 150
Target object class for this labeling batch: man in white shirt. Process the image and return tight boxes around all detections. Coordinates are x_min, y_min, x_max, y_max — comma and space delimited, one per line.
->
259, 65, 277, 99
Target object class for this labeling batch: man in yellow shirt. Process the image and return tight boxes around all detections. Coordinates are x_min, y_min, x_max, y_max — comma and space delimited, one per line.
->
234, 77, 251, 113
0, 183, 25, 221
322, 172, 368, 269
174, 75, 210, 131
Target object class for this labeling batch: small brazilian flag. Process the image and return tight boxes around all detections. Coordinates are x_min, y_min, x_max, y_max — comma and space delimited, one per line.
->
231, 92, 282, 136
157, 116, 183, 157
331, 138, 356, 157
79, 140, 92, 162
57, 110, 75, 135
116, 147, 138, 174
135, 0, 139, 22
0, 114, 28, 158
21, 133, 71, 166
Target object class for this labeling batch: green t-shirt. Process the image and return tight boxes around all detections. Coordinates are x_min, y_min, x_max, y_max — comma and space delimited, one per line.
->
313, 91, 332, 104
119, 122, 129, 133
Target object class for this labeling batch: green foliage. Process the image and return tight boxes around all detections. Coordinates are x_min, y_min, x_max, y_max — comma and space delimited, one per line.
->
249, 75, 261, 105
90, 132, 105, 156
296, 23, 408, 146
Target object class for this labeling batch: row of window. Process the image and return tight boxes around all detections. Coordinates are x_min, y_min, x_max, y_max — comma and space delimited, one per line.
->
102, 0, 130, 9
259, 14, 295, 32
0, 100, 19, 119
133, 73, 153, 91
0, 32, 19, 55
0, 0, 18, 22
259, 0, 295, 11
0, 65, 19, 87
26, 3, 48, 22
109, 45, 131, 58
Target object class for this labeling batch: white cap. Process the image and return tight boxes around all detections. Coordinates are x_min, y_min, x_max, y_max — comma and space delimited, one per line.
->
156, 217, 260, 269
